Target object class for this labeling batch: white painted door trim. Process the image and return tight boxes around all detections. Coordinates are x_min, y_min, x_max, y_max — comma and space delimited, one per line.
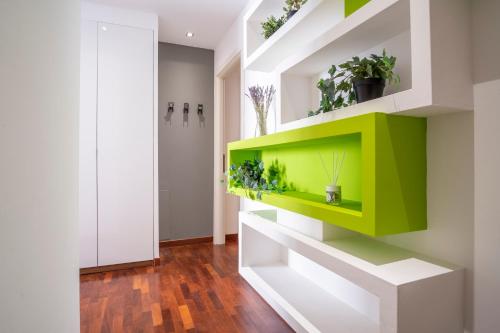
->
213, 52, 242, 244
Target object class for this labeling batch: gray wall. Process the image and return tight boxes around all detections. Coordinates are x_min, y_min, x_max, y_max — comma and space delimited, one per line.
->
158, 43, 214, 240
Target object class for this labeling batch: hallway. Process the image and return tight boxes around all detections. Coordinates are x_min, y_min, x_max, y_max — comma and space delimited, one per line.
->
80, 241, 293, 333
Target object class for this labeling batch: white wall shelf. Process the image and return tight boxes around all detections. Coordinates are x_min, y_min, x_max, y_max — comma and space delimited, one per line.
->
239, 210, 464, 333
240, 264, 379, 333
273, 0, 473, 127
244, 0, 345, 72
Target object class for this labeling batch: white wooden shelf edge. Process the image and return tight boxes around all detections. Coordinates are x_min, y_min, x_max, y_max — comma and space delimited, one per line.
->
239, 210, 464, 333
244, 0, 345, 72
240, 264, 379, 333
278, 89, 473, 132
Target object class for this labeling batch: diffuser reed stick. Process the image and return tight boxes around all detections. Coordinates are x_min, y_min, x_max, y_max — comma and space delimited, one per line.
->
320, 151, 345, 205
318, 152, 332, 183
333, 151, 346, 186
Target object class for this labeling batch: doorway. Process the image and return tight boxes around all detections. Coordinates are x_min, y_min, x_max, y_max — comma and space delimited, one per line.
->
214, 54, 241, 244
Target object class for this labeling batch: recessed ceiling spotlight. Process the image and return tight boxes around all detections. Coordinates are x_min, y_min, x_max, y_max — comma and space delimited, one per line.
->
186, 31, 194, 38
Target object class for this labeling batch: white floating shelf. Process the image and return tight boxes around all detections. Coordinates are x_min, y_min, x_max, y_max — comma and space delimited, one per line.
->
273, 0, 473, 126
239, 210, 464, 333
244, 0, 345, 72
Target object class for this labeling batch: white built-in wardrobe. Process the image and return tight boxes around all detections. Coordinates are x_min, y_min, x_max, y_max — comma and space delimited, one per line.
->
79, 16, 155, 268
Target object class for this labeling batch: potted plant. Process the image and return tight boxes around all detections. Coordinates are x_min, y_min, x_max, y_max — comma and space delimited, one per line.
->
246, 85, 276, 136
261, 15, 286, 39
229, 158, 289, 200
338, 49, 399, 103
283, 0, 308, 20
308, 65, 355, 117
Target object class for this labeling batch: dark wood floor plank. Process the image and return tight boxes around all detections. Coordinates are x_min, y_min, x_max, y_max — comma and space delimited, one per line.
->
80, 240, 293, 333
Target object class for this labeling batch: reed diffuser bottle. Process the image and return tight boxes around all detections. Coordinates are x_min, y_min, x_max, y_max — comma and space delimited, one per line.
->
320, 151, 345, 206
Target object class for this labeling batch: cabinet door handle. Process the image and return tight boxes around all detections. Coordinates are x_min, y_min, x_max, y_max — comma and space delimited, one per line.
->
223, 154, 226, 173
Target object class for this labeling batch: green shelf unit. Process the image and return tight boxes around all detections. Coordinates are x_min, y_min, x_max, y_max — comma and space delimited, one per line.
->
227, 112, 427, 237
345, 0, 371, 17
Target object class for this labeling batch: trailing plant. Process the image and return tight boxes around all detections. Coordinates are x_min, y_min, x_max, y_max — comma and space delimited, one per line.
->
308, 50, 399, 117
229, 158, 290, 200
261, 15, 286, 39
266, 159, 294, 193
246, 85, 276, 136
308, 65, 354, 116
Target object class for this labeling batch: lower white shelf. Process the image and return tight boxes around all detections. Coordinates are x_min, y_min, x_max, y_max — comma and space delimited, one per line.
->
239, 210, 464, 333
240, 264, 379, 333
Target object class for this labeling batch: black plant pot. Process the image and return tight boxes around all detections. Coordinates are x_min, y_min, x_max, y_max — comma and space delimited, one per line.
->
287, 9, 298, 20
353, 78, 386, 103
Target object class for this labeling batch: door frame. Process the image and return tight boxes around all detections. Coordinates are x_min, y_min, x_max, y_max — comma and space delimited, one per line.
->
213, 52, 242, 244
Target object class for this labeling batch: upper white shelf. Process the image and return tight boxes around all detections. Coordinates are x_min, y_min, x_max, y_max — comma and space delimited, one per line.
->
244, 0, 345, 72
274, 0, 474, 126
278, 0, 410, 76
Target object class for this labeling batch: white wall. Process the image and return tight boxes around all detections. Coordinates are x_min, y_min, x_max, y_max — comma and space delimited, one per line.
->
472, 1, 500, 331
380, 112, 474, 332
0, 0, 80, 332
223, 61, 242, 235
81, 2, 160, 259
473, 79, 500, 333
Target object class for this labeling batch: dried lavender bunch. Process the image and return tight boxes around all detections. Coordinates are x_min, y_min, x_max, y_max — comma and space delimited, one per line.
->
246, 85, 276, 136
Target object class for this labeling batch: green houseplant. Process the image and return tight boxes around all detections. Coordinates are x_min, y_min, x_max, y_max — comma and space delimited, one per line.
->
284, 0, 308, 19
308, 65, 355, 116
308, 49, 399, 116
338, 49, 399, 103
261, 15, 286, 39
261, 0, 308, 39
229, 158, 288, 200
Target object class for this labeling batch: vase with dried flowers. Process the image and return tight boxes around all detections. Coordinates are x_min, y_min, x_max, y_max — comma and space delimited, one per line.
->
246, 85, 276, 136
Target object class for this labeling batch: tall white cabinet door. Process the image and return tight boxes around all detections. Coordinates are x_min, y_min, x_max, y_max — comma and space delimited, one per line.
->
79, 20, 98, 269
97, 22, 154, 265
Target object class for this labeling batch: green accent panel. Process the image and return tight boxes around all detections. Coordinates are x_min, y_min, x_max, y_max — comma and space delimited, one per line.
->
345, 0, 371, 17
261, 133, 362, 202
227, 112, 427, 237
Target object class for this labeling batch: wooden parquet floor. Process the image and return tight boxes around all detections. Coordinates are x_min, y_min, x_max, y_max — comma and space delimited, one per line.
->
80, 240, 294, 333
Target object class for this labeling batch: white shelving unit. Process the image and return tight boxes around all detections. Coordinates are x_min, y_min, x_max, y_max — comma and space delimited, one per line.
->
243, 0, 345, 72
243, 0, 473, 130
238, 2, 470, 331
239, 210, 464, 333
275, 0, 473, 127
241, 264, 379, 333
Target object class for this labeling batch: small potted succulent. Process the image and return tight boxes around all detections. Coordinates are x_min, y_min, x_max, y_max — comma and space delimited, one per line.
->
261, 15, 286, 39
283, 0, 308, 20
261, 0, 308, 39
338, 49, 399, 103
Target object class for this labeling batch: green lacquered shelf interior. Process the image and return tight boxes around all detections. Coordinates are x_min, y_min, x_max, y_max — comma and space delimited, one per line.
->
229, 132, 363, 206
281, 191, 362, 213
228, 187, 362, 217
228, 113, 427, 236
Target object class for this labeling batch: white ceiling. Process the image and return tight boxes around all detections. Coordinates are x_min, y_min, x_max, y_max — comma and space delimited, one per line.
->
85, 0, 250, 49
